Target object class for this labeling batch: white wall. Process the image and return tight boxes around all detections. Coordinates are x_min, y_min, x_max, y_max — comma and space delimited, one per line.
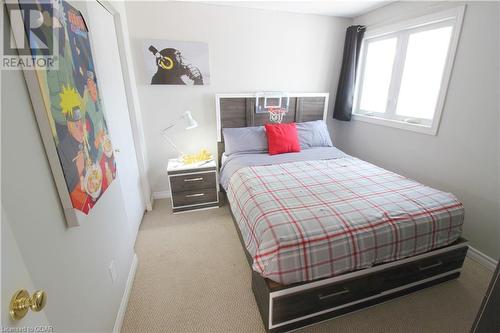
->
2, 68, 135, 332
1, 2, 141, 331
124, 1, 350, 195
330, 1, 500, 259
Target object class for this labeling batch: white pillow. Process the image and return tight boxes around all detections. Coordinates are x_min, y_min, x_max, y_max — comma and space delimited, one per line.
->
223, 126, 268, 155
296, 120, 333, 149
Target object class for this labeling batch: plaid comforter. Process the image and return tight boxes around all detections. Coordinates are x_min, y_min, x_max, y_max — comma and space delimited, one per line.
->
227, 157, 464, 285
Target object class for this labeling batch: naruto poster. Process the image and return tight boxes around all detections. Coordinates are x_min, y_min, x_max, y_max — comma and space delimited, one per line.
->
143, 40, 210, 85
15, 0, 117, 224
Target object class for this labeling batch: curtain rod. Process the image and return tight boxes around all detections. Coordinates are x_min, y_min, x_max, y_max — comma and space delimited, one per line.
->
349, 25, 366, 32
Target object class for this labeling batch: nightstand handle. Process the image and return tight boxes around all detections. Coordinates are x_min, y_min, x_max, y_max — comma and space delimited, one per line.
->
184, 177, 204, 182
185, 193, 205, 198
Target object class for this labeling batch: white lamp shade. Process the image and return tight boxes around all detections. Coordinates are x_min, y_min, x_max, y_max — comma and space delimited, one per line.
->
184, 111, 198, 130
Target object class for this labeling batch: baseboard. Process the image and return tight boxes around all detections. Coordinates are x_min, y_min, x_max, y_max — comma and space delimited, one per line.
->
113, 253, 138, 333
147, 192, 155, 211
467, 246, 498, 271
153, 190, 171, 199
146, 198, 153, 212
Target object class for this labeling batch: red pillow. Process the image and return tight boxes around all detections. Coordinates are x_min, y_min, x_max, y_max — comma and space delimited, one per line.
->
265, 123, 301, 155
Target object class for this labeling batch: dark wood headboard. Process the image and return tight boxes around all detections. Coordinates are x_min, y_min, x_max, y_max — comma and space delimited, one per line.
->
215, 93, 329, 166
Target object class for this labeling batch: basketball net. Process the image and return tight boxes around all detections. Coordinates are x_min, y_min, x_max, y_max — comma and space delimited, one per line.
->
268, 108, 287, 123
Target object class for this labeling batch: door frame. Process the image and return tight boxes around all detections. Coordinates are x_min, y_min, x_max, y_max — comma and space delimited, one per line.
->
96, 0, 153, 211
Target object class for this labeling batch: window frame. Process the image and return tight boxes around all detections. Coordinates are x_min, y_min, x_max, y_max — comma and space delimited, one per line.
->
352, 6, 466, 135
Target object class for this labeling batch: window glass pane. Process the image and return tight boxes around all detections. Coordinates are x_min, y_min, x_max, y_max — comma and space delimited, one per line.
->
359, 37, 397, 113
396, 26, 453, 119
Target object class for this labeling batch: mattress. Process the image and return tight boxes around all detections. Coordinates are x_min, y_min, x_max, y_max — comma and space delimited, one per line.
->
220, 147, 347, 190
225, 152, 464, 285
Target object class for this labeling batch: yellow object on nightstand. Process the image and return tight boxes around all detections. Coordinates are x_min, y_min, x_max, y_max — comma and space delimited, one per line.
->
182, 149, 213, 165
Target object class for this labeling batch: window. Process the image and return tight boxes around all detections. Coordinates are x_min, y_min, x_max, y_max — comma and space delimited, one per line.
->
353, 6, 465, 135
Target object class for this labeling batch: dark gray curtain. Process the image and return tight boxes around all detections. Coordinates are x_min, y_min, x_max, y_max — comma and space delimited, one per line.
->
333, 25, 365, 121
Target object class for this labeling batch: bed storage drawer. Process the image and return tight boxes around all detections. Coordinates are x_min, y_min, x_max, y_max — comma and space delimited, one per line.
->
169, 171, 216, 192
269, 243, 468, 327
272, 274, 384, 325
378, 246, 468, 291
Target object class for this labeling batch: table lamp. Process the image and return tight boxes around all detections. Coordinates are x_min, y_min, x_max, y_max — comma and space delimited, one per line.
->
161, 111, 198, 159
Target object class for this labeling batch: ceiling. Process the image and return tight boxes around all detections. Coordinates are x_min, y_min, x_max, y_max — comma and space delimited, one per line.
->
191, 1, 393, 18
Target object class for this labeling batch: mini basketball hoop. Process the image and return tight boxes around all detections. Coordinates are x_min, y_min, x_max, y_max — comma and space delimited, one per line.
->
255, 92, 290, 123
268, 107, 287, 123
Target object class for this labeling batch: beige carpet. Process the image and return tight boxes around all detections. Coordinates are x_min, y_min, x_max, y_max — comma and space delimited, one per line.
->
122, 199, 493, 333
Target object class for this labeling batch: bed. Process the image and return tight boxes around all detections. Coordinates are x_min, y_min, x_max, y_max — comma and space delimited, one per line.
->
216, 93, 468, 333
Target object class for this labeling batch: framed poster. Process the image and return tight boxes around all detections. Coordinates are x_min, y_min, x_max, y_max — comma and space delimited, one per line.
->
143, 39, 210, 85
7, 0, 117, 227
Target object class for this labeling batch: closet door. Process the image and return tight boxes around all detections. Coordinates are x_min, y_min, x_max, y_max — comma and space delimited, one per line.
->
1, 208, 50, 328
86, 1, 145, 233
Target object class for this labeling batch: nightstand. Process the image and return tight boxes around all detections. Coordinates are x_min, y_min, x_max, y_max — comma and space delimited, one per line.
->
167, 159, 219, 213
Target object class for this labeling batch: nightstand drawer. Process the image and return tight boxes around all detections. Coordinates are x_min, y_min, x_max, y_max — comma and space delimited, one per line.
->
169, 171, 216, 192
172, 188, 218, 208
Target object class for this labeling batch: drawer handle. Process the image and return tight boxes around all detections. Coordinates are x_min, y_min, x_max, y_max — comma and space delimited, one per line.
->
318, 288, 349, 300
184, 177, 204, 182
185, 193, 205, 198
418, 260, 443, 271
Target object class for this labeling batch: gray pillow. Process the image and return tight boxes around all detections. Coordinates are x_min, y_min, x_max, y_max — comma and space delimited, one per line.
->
296, 120, 333, 149
223, 126, 268, 155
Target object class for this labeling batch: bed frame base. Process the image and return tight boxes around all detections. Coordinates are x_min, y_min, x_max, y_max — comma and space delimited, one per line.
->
260, 271, 461, 333
252, 240, 468, 333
